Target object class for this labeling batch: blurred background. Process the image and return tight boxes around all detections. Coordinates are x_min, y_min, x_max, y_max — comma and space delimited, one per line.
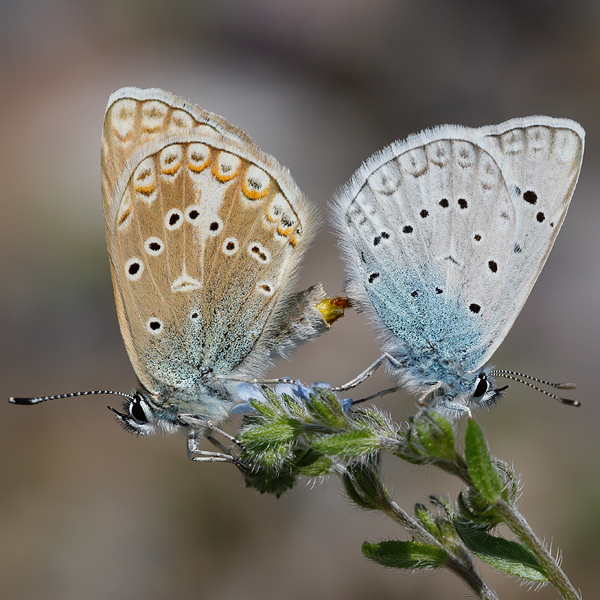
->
1, 1, 599, 598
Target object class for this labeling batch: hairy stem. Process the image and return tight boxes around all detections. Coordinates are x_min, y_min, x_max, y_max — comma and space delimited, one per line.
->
381, 498, 499, 600
496, 500, 580, 600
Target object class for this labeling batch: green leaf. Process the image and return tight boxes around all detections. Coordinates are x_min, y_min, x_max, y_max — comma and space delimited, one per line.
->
342, 458, 387, 510
295, 448, 333, 476
429, 495, 454, 519
238, 421, 296, 447
243, 466, 298, 497
400, 412, 456, 464
395, 446, 434, 465
464, 419, 503, 504
455, 522, 548, 582
457, 490, 502, 528
246, 399, 277, 419
415, 412, 456, 459
362, 540, 448, 570
414, 503, 439, 538
297, 456, 332, 477
306, 390, 347, 429
494, 459, 519, 504
241, 441, 295, 471
278, 394, 311, 419
352, 408, 398, 436
312, 430, 380, 457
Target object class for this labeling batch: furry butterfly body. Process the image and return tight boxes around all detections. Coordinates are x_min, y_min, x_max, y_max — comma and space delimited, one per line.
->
334, 117, 584, 415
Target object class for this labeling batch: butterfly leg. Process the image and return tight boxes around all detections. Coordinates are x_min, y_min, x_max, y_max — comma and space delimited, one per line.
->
351, 386, 399, 406
182, 414, 247, 463
180, 413, 240, 445
332, 353, 401, 392
417, 383, 471, 416
417, 382, 443, 406
434, 401, 472, 418
187, 427, 237, 463
205, 434, 232, 455
419, 395, 472, 419
215, 374, 294, 385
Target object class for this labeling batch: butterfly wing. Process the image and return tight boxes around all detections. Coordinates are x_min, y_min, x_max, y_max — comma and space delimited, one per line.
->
102, 89, 320, 399
102, 87, 252, 213
334, 118, 583, 385
473, 117, 584, 364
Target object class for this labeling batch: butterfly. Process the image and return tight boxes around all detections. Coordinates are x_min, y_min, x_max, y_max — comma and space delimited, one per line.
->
333, 117, 584, 415
11, 87, 345, 460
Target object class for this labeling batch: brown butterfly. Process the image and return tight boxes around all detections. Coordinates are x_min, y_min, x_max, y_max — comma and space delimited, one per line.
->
11, 87, 346, 462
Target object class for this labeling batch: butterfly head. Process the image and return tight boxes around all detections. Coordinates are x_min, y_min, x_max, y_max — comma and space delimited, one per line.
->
421, 368, 508, 416
468, 370, 508, 409
108, 391, 182, 436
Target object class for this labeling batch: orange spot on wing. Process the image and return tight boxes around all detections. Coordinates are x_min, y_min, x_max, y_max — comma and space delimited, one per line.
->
188, 160, 209, 173
134, 184, 156, 196
162, 164, 181, 176
117, 208, 131, 226
242, 177, 271, 200
212, 162, 238, 182
277, 224, 293, 237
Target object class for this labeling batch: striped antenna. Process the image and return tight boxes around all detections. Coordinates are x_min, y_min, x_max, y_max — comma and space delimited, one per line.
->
489, 370, 579, 406
9, 390, 136, 405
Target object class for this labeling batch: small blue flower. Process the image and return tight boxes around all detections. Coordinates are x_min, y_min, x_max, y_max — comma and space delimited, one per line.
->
287, 380, 313, 401
231, 379, 350, 414
274, 382, 299, 400
312, 381, 331, 389
311, 381, 353, 412
341, 398, 353, 411
230, 382, 267, 414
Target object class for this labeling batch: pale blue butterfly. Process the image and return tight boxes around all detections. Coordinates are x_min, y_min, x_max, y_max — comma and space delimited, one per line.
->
10, 87, 345, 461
333, 117, 584, 415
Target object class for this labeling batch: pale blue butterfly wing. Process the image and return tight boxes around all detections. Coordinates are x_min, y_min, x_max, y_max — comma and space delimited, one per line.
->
334, 117, 584, 413
102, 88, 330, 434
475, 118, 585, 364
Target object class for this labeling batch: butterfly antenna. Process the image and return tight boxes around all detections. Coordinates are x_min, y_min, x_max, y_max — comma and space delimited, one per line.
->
9, 390, 136, 405
489, 370, 579, 406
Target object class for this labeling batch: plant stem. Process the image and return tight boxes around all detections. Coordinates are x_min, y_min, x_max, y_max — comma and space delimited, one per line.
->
381, 498, 499, 600
496, 499, 580, 600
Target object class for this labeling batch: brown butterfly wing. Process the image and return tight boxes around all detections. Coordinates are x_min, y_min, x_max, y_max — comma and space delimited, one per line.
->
101, 89, 318, 400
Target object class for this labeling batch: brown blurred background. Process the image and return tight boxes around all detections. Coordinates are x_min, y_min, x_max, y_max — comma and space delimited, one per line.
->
1, 1, 599, 598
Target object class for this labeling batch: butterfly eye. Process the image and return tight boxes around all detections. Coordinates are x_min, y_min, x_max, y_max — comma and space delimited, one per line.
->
129, 398, 148, 423
473, 373, 489, 399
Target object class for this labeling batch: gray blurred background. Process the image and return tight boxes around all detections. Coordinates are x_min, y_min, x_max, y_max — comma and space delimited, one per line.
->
1, 1, 599, 599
